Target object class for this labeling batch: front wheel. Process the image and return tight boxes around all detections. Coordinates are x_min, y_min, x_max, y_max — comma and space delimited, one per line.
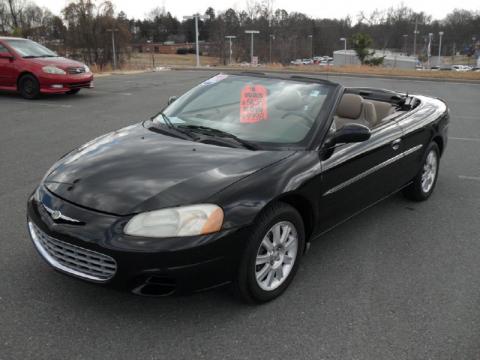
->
234, 203, 305, 303
19, 74, 40, 99
403, 142, 440, 201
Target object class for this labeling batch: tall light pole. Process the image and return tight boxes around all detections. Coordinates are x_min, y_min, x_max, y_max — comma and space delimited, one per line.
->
183, 13, 207, 67
340, 37, 347, 65
106, 28, 119, 70
428, 33, 433, 68
225, 35, 236, 65
245, 30, 260, 65
269, 34, 275, 64
413, 18, 419, 57
308, 34, 313, 59
438, 31, 444, 66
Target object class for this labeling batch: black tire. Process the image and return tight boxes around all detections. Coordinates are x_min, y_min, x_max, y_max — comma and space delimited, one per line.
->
19, 74, 40, 99
234, 202, 305, 304
403, 142, 440, 201
66, 89, 81, 95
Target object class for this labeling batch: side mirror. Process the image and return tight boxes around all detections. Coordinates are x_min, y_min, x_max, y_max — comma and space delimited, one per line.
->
0, 52, 13, 60
330, 123, 371, 145
168, 96, 178, 105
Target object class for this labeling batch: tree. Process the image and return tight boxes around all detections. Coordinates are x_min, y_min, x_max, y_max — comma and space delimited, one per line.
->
351, 32, 375, 64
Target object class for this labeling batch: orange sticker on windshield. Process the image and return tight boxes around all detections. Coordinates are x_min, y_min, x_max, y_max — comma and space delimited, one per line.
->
240, 85, 268, 123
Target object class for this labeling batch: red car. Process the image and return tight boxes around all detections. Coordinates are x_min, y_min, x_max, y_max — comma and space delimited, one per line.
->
0, 37, 93, 99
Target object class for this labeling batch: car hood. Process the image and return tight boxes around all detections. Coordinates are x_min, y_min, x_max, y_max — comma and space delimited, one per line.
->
29, 57, 86, 69
43, 124, 293, 216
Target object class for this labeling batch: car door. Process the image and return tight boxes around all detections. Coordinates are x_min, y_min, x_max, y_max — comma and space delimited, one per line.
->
0, 42, 15, 87
316, 121, 406, 232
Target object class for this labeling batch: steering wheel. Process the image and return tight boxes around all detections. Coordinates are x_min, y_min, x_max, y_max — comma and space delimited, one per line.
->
281, 111, 314, 127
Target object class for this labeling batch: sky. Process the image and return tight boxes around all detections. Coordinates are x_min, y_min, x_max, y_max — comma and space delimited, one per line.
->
35, 0, 479, 21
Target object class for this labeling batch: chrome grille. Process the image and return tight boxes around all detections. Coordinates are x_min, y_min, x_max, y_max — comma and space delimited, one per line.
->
67, 67, 86, 74
28, 222, 116, 282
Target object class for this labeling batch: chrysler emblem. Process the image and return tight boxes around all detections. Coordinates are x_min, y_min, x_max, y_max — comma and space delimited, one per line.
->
51, 210, 62, 220
42, 204, 82, 224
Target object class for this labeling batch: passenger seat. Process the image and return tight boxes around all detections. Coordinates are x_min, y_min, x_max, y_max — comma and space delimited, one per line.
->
335, 94, 377, 129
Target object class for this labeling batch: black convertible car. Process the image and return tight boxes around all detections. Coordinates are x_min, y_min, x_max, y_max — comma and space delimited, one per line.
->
27, 73, 449, 303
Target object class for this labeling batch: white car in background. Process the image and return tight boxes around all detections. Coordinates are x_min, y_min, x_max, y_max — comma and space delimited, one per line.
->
451, 65, 471, 72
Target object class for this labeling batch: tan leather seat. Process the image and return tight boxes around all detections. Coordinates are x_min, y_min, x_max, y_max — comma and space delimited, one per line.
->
335, 94, 377, 129
362, 101, 378, 127
370, 100, 395, 121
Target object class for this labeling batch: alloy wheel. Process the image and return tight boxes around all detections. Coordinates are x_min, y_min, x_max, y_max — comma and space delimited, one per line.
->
421, 150, 438, 193
255, 221, 299, 291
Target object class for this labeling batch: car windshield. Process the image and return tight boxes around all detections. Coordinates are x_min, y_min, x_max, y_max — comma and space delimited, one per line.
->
5, 39, 57, 58
153, 74, 334, 146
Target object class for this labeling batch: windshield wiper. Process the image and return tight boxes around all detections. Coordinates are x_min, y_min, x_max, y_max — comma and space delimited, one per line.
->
177, 125, 259, 150
22, 55, 40, 58
148, 114, 198, 141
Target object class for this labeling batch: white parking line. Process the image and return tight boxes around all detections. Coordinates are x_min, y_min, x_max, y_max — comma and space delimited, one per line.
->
459, 175, 480, 182
13, 101, 72, 108
449, 137, 480, 143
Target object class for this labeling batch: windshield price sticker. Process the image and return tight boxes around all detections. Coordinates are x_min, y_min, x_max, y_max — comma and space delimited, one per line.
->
240, 85, 268, 123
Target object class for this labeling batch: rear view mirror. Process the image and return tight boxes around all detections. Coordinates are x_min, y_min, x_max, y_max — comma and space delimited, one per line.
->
168, 96, 178, 105
331, 123, 371, 145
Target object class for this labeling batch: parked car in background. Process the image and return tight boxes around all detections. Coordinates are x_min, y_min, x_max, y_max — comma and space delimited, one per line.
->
0, 37, 93, 99
302, 58, 314, 65
290, 59, 303, 65
451, 65, 470, 72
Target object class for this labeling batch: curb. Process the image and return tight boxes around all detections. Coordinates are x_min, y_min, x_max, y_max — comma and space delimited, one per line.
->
170, 66, 480, 85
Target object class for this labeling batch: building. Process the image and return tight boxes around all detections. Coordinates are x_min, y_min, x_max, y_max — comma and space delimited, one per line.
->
333, 49, 418, 69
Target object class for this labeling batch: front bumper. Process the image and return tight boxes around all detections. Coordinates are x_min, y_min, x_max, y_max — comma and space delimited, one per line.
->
38, 73, 94, 94
27, 186, 249, 296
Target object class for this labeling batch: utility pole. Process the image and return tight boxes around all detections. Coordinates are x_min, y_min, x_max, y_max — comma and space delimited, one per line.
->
245, 30, 260, 65
183, 13, 207, 67
269, 34, 275, 64
438, 31, 444, 66
106, 28, 119, 70
403, 34, 408, 54
225, 35, 236, 65
413, 18, 419, 57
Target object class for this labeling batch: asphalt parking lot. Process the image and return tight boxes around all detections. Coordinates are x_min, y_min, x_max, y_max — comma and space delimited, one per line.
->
1, 70, 480, 360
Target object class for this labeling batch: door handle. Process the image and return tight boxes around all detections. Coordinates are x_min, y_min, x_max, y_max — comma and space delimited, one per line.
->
391, 139, 402, 151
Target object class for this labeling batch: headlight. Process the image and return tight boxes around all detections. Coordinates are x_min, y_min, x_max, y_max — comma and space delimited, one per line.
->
84, 65, 91, 73
42, 66, 66, 75
124, 204, 224, 238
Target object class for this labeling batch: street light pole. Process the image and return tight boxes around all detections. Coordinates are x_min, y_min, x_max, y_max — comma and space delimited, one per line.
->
308, 34, 313, 59
438, 31, 444, 66
184, 13, 207, 67
413, 18, 419, 57
269, 34, 275, 64
106, 28, 119, 70
428, 33, 433, 68
225, 35, 236, 65
340, 37, 347, 65
245, 30, 260, 65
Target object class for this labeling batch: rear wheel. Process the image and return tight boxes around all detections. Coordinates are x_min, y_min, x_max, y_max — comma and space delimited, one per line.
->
66, 89, 81, 95
234, 203, 305, 303
19, 74, 40, 99
403, 142, 440, 201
